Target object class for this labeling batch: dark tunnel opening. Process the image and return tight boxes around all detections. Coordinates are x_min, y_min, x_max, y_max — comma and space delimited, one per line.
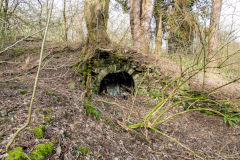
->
100, 71, 134, 96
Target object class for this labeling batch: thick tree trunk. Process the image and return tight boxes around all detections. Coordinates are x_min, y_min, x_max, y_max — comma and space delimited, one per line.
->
130, 0, 142, 49
154, 0, 162, 55
141, 0, 154, 51
208, 0, 222, 66
130, 0, 154, 53
84, 0, 110, 46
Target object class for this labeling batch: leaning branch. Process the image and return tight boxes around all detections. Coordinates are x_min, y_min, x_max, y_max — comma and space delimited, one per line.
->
0, 28, 45, 55
5, 0, 54, 152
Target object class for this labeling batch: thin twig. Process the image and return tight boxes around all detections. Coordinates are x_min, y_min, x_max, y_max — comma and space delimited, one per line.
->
96, 99, 130, 111
151, 128, 207, 160
0, 28, 45, 55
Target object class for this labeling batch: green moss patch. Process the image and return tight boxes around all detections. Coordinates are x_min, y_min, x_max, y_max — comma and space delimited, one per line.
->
83, 100, 101, 120
7, 142, 54, 160
46, 108, 53, 115
6, 147, 27, 160
77, 62, 92, 87
78, 146, 92, 156
31, 142, 54, 160
44, 117, 51, 123
20, 90, 27, 95
33, 125, 46, 139
68, 83, 75, 89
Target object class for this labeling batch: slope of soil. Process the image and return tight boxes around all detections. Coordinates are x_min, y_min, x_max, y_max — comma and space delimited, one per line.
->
0, 42, 240, 159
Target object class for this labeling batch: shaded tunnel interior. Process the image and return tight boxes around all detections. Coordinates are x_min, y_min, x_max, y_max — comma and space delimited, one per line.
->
100, 71, 134, 96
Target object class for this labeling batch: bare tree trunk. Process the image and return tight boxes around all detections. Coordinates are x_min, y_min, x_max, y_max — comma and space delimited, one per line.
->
0, 0, 3, 13
63, 0, 68, 42
154, 0, 162, 55
130, 0, 154, 53
141, 0, 154, 51
37, 0, 43, 38
208, 0, 222, 67
84, 0, 110, 46
46, 0, 49, 20
3, 0, 8, 23
1, 0, 8, 45
130, 0, 142, 49
0, 0, 3, 47
0, 0, 3, 29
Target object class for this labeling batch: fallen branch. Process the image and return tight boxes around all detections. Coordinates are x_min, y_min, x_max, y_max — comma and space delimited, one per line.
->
96, 98, 131, 111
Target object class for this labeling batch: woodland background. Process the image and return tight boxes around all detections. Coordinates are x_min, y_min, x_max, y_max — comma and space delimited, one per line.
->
0, 0, 240, 160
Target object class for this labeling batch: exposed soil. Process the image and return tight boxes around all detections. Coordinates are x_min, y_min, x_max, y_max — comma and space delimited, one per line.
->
0, 42, 240, 160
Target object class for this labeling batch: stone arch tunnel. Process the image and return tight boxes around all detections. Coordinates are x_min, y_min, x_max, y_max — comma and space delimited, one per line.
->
100, 71, 135, 96
80, 48, 148, 96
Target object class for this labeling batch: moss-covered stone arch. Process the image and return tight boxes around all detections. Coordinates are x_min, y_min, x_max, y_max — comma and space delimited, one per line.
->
95, 64, 136, 93
79, 48, 147, 95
